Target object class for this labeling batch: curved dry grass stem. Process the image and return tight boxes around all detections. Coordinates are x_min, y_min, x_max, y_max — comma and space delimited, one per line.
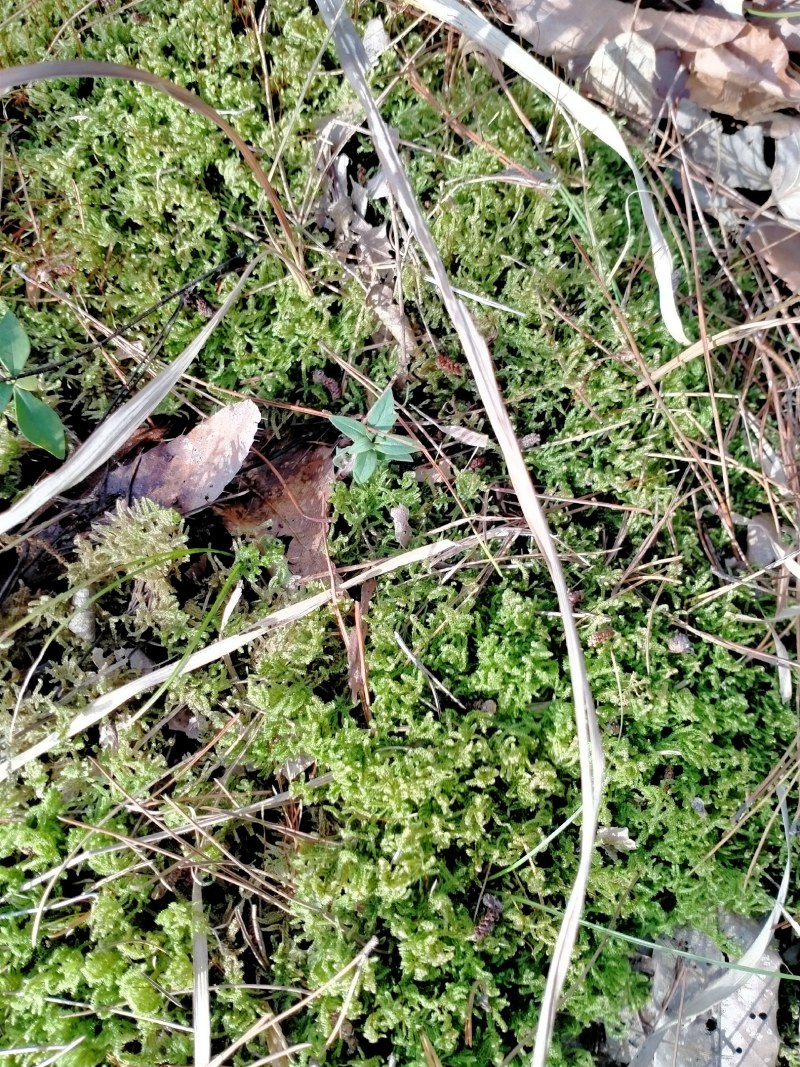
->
0, 540, 457, 781
316, 3, 603, 1064
405, 0, 689, 345
0, 61, 307, 288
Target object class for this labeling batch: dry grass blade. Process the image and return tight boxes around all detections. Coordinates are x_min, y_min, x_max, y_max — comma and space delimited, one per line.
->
207, 938, 379, 1067
0, 62, 306, 284
0, 540, 456, 782
406, 0, 688, 344
192, 873, 211, 1067
419, 1030, 445, 1067
316, 5, 603, 1066
0, 258, 261, 536
641, 313, 800, 388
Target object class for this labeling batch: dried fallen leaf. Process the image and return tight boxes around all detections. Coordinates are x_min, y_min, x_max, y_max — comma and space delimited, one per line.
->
68, 586, 96, 643
667, 631, 692, 655
596, 825, 637, 858
746, 220, 800, 292
609, 915, 782, 1067
675, 100, 771, 192
105, 400, 260, 513
363, 17, 392, 67
771, 132, 800, 221
688, 24, 800, 120
585, 32, 674, 124
390, 503, 412, 548
504, 0, 739, 65
219, 443, 334, 578
747, 513, 781, 570
367, 282, 419, 374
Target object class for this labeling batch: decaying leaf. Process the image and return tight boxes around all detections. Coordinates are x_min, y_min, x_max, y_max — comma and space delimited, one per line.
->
218, 444, 334, 578
746, 513, 781, 570
345, 601, 371, 715
585, 32, 678, 124
742, 409, 789, 493
277, 754, 316, 781
675, 100, 771, 192
667, 631, 692, 655
390, 503, 412, 548
746, 220, 800, 292
68, 586, 96, 643
363, 17, 392, 67
688, 25, 800, 121
770, 133, 800, 221
607, 915, 782, 1066
504, 0, 739, 66
105, 400, 260, 514
366, 283, 419, 375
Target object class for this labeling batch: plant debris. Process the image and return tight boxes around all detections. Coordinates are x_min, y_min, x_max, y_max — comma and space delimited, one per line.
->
104, 399, 260, 513
218, 442, 334, 578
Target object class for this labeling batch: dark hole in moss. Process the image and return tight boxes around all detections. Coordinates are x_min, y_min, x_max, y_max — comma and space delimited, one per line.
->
706, 1018, 717, 1032
654, 888, 677, 913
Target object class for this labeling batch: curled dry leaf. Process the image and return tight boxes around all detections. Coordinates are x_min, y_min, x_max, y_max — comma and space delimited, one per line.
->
688, 25, 800, 121
504, 0, 739, 66
105, 400, 260, 514
596, 825, 637, 858
218, 443, 334, 578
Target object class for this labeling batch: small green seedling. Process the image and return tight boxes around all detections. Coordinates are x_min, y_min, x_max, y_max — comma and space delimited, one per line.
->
0, 310, 66, 459
329, 387, 419, 483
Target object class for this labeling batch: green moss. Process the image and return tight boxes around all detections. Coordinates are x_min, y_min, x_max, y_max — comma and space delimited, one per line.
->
1, 0, 796, 1063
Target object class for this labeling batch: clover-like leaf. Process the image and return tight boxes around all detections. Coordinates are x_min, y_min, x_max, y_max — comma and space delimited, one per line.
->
0, 382, 13, 413
329, 414, 368, 442
366, 387, 396, 432
373, 434, 419, 460
14, 388, 66, 458
352, 448, 379, 483
0, 311, 31, 376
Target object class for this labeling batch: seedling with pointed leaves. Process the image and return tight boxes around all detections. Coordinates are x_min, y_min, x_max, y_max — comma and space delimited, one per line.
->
0, 310, 66, 459
329, 387, 418, 483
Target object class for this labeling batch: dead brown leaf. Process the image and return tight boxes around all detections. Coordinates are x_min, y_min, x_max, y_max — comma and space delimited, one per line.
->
218, 443, 334, 578
688, 24, 800, 121
105, 400, 260, 513
504, 0, 740, 66
746, 220, 800, 292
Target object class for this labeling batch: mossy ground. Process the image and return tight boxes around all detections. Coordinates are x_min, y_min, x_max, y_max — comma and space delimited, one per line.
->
0, 1, 797, 1065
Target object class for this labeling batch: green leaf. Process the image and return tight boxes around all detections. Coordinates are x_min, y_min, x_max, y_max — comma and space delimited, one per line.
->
352, 448, 379, 483
366, 388, 396, 432
0, 382, 12, 412
0, 311, 31, 375
14, 388, 66, 458
329, 414, 367, 442
348, 434, 376, 455
373, 434, 419, 460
